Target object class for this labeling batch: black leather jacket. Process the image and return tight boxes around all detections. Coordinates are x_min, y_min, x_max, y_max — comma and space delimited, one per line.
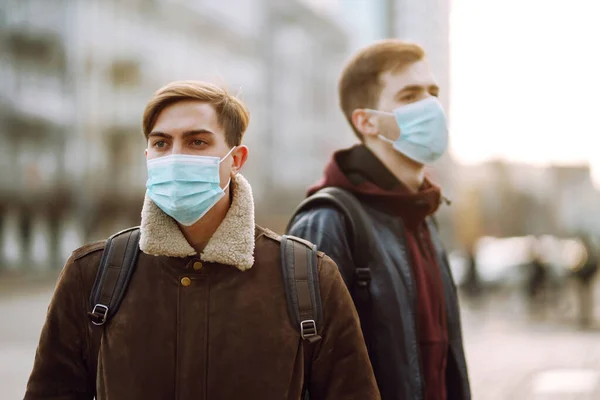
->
288, 200, 471, 400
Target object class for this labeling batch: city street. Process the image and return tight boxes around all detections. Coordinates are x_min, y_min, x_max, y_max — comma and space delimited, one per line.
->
460, 293, 600, 400
1, 285, 52, 400
1, 283, 599, 399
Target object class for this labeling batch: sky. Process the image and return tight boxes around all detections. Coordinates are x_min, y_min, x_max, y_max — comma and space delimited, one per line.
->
449, 0, 600, 184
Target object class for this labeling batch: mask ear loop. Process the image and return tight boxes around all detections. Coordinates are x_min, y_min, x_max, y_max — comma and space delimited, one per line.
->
363, 109, 394, 117
219, 146, 237, 191
222, 177, 232, 192
378, 135, 396, 145
219, 146, 237, 163
363, 109, 398, 144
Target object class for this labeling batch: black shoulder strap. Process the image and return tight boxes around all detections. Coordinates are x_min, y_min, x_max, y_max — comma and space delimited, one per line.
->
286, 187, 375, 287
88, 227, 141, 326
280, 235, 323, 344
280, 235, 322, 399
286, 188, 376, 356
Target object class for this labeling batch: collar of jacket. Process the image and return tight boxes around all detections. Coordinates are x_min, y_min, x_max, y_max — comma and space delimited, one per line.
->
139, 173, 256, 271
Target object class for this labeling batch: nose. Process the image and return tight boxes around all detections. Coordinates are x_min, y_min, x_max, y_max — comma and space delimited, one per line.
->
419, 92, 433, 102
169, 140, 187, 155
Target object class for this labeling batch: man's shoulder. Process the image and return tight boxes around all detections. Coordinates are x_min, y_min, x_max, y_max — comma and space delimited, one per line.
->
259, 226, 340, 281
70, 240, 107, 262
255, 224, 327, 258
52, 240, 108, 298
296, 203, 347, 218
70, 227, 142, 264
63, 240, 107, 285
289, 204, 347, 230
255, 225, 281, 243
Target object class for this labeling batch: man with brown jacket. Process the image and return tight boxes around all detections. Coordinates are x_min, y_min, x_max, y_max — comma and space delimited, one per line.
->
24, 81, 379, 400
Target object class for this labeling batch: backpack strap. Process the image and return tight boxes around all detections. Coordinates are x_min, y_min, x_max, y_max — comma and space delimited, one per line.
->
88, 227, 141, 326
286, 187, 376, 353
280, 235, 323, 398
280, 235, 323, 344
286, 187, 375, 288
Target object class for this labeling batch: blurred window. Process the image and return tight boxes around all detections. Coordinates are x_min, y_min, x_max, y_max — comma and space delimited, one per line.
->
109, 59, 142, 87
6, 30, 66, 72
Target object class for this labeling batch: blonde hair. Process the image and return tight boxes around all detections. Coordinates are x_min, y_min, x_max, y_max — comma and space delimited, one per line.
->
338, 39, 425, 138
143, 80, 250, 146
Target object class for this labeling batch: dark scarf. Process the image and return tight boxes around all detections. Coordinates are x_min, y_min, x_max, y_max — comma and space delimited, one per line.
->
308, 145, 442, 228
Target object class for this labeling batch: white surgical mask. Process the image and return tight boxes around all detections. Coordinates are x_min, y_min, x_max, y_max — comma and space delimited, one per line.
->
145, 147, 235, 226
366, 97, 449, 165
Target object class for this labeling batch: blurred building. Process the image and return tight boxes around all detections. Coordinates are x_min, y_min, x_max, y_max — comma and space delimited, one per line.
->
549, 165, 600, 236
0, 0, 349, 270
454, 161, 600, 241
257, 0, 350, 217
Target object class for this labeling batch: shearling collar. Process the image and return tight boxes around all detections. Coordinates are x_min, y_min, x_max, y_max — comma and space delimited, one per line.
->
139, 174, 256, 271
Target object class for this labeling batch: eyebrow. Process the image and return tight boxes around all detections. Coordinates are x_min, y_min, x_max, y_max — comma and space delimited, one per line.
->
395, 84, 440, 97
148, 129, 215, 138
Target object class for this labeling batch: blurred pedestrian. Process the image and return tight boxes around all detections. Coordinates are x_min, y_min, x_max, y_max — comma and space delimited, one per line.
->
462, 243, 482, 299
526, 252, 548, 317
573, 236, 599, 328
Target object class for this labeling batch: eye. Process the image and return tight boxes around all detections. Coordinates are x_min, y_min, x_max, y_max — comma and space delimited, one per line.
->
401, 93, 417, 103
191, 139, 207, 147
153, 140, 167, 148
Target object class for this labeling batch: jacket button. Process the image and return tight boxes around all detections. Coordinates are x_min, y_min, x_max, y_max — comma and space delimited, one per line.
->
180, 277, 191, 287
193, 261, 203, 271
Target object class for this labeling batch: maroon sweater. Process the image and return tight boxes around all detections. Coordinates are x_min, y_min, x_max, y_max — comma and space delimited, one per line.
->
309, 145, 448, 400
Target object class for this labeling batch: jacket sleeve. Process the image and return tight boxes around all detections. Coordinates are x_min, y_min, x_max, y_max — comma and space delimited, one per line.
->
24, 255, 94, 400
307, 255, 381, 400
287, 207, 356, 287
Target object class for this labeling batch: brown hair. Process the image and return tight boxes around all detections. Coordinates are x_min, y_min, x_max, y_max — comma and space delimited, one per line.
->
143, 80, 250, 147
338, 39, 425, 138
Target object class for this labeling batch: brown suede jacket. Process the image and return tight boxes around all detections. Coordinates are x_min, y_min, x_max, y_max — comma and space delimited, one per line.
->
24, 175, 380, 400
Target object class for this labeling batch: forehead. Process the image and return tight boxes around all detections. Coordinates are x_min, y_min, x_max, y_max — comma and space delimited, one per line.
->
152, 100, 222, 134
378, 60, 437, 96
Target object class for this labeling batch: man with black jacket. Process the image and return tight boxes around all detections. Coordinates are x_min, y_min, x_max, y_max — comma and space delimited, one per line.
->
287, 40, 471, 400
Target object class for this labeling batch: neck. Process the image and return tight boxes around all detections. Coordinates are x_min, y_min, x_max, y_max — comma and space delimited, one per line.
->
365, 140, 426, 192
179, 191, 231, 254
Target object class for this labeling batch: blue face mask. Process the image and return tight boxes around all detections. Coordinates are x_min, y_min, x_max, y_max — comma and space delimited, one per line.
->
146, 147, 235, 226
367, 96, 449, 165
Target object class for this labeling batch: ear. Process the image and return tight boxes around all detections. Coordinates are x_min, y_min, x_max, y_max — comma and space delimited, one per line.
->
144, 148, 148, 158
351, 109, 379, 138
230, 145, 249, 175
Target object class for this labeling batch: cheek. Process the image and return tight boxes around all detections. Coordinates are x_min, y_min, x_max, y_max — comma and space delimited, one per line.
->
146, 148, 159, 160
376, 93, 398, 112
379, 117, 401, 139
